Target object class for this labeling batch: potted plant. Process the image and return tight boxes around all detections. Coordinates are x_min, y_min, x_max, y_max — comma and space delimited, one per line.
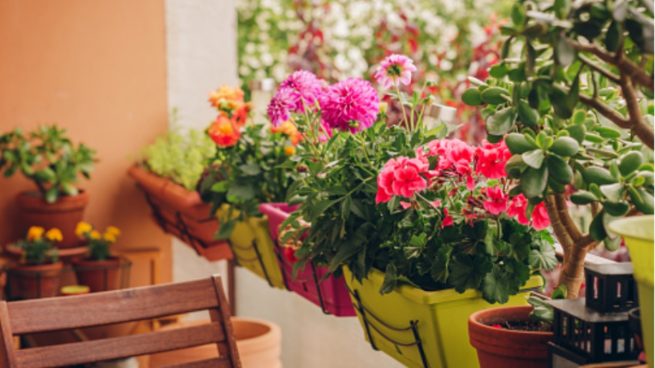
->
275, 56, 557, 368
128, 117, 233, 261
462, 1, 653, 364
8, 226, 63, 299
72, 222, 125, 292
0, 125, 96, 248
198, 86, 301, 289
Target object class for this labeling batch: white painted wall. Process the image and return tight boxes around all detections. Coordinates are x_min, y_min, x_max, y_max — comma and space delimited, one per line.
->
164, 1, 402, 366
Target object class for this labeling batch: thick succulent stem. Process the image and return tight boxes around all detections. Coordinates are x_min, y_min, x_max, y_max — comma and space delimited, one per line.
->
558, 243, 590, 298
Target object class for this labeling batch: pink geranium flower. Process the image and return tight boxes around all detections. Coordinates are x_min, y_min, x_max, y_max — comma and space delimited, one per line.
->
483, 186, 508, 215
531, 202, 551, 230
507, 194, 529, 225
375, 157, 429, 203
419, 139, 476, 189
442, 208, 454, 227
475, 140, 511, 179
373, 54, 417, 89
321, 78, 379, 133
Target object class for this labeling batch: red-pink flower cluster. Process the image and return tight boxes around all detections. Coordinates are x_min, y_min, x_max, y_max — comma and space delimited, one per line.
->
375, 138, 550, 230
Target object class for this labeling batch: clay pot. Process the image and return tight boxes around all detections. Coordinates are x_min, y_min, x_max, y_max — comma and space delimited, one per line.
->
8, 262, 63, 299
469, 306, 553, 368
17, 190, 89, 248
72, 257, 123, 292
148, 317, 282, 368
128, 165, 232, 261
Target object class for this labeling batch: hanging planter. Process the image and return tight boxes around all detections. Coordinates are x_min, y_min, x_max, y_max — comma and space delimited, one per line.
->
469, 306, 553, 368
259, 203, 355, 317
128, 165, 232, 261
219, 205, 285, 289
344, 266, 543, 368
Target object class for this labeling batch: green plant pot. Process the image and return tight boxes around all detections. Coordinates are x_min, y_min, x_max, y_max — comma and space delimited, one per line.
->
343, 266, 543, 368
608, 215, 654, 368
219, 205, 285, 289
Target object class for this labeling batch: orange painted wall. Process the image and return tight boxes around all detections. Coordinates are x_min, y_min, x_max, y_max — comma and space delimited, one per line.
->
0, 0, 171, 281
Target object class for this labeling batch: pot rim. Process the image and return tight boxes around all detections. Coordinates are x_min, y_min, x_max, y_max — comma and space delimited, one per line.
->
469, 305, 553, 337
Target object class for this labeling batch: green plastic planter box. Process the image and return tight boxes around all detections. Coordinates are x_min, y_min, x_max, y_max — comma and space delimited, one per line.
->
343, 266, 543, 368
609, 215, 654, 368
219, 205, 285, 289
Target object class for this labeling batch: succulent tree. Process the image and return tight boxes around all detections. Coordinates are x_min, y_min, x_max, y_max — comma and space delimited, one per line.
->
463, 0, 654, 297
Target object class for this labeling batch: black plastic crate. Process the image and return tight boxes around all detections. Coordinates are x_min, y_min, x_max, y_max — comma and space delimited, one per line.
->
548, 298, 638, 362
548, 342, 640, 368
585, 263, 637, 313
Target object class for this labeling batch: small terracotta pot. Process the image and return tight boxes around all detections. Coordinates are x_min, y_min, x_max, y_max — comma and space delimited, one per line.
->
8, 262, 63, 299
72, 257, 123, 292
469, 306, 553, 368
148, 317, 282, 368
16, 190, 89, 248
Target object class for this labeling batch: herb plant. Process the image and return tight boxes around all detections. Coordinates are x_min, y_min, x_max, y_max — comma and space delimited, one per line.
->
0, 126, 96, 203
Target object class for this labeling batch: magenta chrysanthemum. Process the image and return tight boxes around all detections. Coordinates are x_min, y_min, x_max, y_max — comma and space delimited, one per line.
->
278, 70, 325, 112
267, 88, 294, 126
320, 78, 379, 133
373, 54, 417, 89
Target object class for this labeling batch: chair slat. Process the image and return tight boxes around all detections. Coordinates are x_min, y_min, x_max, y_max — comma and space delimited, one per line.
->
163, 357, 232, 368
15, 322, 225, 368
8, 278, 218, 334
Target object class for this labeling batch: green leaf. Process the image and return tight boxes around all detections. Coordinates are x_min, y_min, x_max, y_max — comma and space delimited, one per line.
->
505, 133, 537, 154
619, 151, 644, 176
556, 37, 575, 66
605, 21, 621, 52
521, 166, 548, 198
44, 187, 58, 204
481, 87, 510, 104
590, 210, 608, 241
511, 3, 526, 26
549, 137, 580, 157
462, 88, 483, 106
226, 184, 255, 202
549, 86, 574, 119
489, 63, 508, 79
517, 100, 539, 128
582, 166, 618, 185
239, 163, 261, 176
600, 183, 624, 202
604, 201, 630, 216
570, 190, 598, 204
566, 124, 586, 143
547, 155, 573, 184
529, 241, 558, 271
628, 187, 654, 214
522, 150, 545, 169
486, 108, 516, 136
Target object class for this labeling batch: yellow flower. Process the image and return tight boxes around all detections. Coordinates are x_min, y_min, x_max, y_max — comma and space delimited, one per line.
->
103, 232, 117, 243
105, 226, 121, 237
75, 221, 93, 238
90, 230, 101, 240
45, 228, 63, 243
27, 226, 45, 241
284, 146, 296, 156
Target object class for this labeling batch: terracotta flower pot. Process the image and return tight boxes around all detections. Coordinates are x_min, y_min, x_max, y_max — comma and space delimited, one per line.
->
148, 317, 282, 368
469, 305, 554, 368
72, 257, 124, 292
128, 165, 232, 261
16, 190, 89, 248
8, 262, 63, 299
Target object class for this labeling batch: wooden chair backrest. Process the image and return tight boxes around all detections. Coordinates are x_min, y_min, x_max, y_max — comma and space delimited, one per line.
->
0, 275, 240, 368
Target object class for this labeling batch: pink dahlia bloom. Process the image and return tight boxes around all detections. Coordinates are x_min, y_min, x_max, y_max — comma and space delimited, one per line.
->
483, 186, 508, 215
321, 78, 379, 133
475, 140, 511, 179
278, 70, 325, 112
267, 88, 295, 126
373, 54, 417, 89
376, 157, 429, 203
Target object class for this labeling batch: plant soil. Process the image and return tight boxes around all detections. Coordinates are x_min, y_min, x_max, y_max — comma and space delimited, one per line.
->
485, 319, 550, 332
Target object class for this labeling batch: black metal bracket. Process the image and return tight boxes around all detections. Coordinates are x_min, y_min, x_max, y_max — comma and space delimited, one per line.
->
350, 288, 429, 368
229, 239, 275, 288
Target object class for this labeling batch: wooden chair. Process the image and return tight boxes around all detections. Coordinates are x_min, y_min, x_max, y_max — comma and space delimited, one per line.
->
0, 275, 241, 368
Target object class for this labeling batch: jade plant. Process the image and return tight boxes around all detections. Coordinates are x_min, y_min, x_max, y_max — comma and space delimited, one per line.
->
18, 226, 61, 265
0, 125, 96, 203
463, 0, 654, 297
142, 127, 216, 191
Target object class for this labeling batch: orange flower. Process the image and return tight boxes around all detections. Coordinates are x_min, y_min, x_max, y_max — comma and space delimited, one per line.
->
208, 86, 244, 110
208, 116, 240, 148
271, 121, 302, 145
232, 102, 251, 127
284, 146, 296, 156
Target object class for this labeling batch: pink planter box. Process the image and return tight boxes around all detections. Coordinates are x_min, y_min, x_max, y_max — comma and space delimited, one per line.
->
259, 203, 356, 317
